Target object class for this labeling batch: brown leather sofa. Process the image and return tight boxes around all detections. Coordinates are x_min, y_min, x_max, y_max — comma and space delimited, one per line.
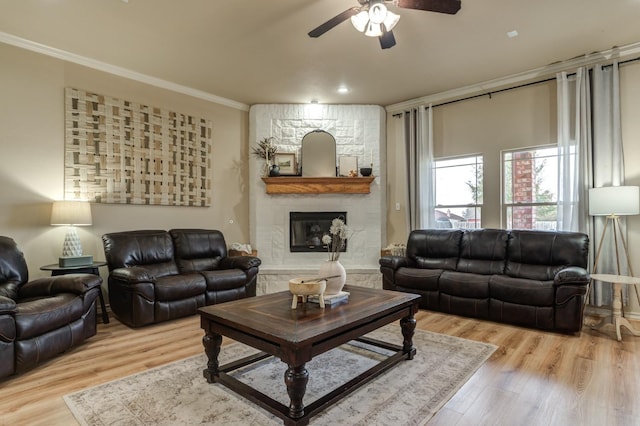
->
380, 229, 590, 333
0, 236, 102, 379
102, 229, 261, 327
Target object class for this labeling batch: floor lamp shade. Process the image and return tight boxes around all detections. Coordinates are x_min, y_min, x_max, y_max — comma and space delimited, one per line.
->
51, 201, 92, 258
589, 186, 640, 216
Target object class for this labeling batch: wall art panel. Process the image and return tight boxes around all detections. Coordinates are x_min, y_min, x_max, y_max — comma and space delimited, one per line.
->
64, 87, 212, 206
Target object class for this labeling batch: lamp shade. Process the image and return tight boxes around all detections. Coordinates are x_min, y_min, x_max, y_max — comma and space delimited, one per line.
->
51, 201, 92, 226
589, 186, 640, 216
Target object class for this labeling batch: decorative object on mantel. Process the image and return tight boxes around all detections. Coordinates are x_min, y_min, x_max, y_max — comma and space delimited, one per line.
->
64, 88, 212, 206
339, 156, 358, 177
289, 277, 327, 309
319, 216, 349, 294
268, 164, 280, 177
301, 130, 337, 177
252, 137, 278, 177
273, 152, 297, 176
359, 166, 373, 177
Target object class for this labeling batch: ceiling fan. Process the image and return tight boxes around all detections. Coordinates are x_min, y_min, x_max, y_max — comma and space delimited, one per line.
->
308, 0, 461, 49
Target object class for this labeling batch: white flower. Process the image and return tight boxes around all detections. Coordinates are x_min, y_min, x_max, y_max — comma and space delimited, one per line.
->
325, 216, 349, 261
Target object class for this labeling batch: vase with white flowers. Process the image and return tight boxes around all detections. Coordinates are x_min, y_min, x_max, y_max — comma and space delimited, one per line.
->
319, 217, 349, 295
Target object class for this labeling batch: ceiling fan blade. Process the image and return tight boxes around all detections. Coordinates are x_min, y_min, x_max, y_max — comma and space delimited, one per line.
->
395, 0, 461, 15
379, 29, 396, 49
308, 7, 361, 38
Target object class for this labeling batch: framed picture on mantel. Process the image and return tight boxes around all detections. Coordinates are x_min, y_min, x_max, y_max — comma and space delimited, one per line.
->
274, 153, 297, 175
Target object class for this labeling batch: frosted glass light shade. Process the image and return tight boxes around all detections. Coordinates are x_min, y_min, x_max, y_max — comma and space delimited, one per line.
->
51, 201, 92, 225
589, 186, 640, 216
368, 3, 387, 24
350, 11, 369, 32
383, 10, 400, 31
364, 22, 383, 37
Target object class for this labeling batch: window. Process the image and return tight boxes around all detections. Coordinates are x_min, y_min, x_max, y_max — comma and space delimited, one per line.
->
502, 146, 558, 230
434, 155, 483, 229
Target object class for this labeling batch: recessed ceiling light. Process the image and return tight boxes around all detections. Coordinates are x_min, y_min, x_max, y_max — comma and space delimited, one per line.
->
337, 86, 349, 94
507, 30, 519, 38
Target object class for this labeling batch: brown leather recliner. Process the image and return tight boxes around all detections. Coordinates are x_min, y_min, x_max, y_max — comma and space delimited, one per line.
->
102, 229, 261, 327
0, 236, 102, 379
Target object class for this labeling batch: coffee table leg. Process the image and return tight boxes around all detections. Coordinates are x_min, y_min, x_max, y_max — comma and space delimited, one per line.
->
400, 315, 417, 360
284, 364, 309, 419
202, 331, 223, 383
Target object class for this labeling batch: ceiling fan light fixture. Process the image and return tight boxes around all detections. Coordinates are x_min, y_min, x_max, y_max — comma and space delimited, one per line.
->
364, 22, 383, 37
383, 10, 400, 31
350, 10, 369, 32
368, 3, 388, 24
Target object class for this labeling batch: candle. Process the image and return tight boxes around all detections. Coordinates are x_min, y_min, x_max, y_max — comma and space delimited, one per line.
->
370, 149, 373, 165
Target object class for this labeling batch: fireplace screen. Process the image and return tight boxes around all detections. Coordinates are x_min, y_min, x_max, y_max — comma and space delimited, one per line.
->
289, 211, 347, 252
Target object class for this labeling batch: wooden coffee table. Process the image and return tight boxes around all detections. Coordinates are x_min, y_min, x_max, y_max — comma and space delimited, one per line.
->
198, 285, 421, 426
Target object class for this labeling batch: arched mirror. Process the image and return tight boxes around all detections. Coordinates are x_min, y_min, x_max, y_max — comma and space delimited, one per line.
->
301, 130, 336, 177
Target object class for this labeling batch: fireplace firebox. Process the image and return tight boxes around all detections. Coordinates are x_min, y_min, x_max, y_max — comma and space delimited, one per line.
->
289, 211, 347, 253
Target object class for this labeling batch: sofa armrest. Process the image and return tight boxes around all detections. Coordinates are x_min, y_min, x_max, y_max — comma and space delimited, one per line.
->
379, 256, 415, 271
110, 266, 157, 284
18, 274, 102, 298
218, 256, 261, 271
554, 266, 590, 286
0, 295, 17, 315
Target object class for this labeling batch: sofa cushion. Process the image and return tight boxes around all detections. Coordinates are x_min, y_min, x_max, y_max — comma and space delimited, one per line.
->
170, 229, 227, 273
15, 293, 84, 339
199, 269, 249, 292
489, 275, 555, 306
406, 229, 463, 271
505, 230, 589, 281
394, 267, 442, 291
439, 271, 490, 299
102, 230, 179, 277
456, 229, 508, 275
154, 274, 206, 302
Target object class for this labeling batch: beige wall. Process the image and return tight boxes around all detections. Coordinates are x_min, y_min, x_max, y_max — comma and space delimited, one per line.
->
386, 80, 557, 240
0, 43, 250, 282
385, 61, 640, 315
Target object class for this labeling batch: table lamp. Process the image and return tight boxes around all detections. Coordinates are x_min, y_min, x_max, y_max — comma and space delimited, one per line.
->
589, 185, 640, 275
50, 200, 93, 266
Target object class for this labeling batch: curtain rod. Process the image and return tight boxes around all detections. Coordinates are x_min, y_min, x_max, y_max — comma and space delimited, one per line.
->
393, 56, 640, 117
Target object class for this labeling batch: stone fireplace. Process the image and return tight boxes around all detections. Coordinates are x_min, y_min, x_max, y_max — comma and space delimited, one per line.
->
249, 104, 386, 294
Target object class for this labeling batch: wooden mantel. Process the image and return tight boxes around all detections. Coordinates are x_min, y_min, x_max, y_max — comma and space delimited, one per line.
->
261, 176, 375, 194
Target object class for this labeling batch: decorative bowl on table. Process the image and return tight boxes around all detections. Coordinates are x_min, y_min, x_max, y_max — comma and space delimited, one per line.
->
289, 278, 327, 309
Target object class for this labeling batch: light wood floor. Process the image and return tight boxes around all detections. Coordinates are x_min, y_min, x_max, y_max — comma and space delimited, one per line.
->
0, 310, 638, 426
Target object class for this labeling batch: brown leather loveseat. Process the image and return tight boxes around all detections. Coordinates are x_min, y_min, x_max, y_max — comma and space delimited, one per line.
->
0, 236, 102, 379
102, 229, 261, 327
380, 229, 590, 333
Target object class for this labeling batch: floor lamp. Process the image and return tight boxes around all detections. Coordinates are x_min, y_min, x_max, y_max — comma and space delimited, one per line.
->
589, 185, 640, 302
589, 186, 640, 341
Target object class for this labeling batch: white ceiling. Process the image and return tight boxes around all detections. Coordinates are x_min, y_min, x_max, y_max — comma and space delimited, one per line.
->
2, 0, 640, 107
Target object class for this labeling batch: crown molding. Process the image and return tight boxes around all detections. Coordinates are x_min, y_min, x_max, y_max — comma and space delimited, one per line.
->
385, 41, 640, 113
0, 31, 250, 112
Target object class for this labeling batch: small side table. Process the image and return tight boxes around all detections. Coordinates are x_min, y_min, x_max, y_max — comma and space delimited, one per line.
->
40, 262, 109, 324
590, 273, 640, 341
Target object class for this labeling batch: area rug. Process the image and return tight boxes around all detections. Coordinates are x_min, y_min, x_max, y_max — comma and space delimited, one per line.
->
64, 325, 496, 425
